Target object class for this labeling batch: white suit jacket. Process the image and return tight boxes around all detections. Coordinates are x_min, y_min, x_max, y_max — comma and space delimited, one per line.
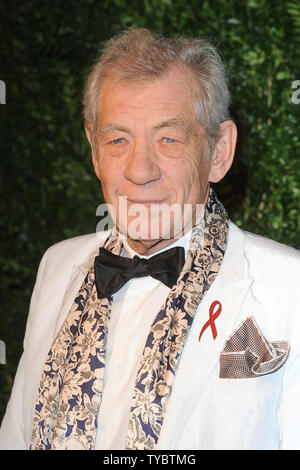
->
1, 222, 300, 450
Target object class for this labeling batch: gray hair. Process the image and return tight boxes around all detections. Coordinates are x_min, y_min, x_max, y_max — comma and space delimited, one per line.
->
83, 28, 231, 156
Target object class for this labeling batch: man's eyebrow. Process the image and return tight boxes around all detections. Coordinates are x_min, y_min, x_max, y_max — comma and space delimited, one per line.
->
98, 118, 194, 138
98, 123, 130, 136
153, 117, 193, 138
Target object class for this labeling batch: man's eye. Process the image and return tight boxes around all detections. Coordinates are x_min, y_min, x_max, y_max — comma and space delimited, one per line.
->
111, 138, 125, 144
163, 137, 176, 144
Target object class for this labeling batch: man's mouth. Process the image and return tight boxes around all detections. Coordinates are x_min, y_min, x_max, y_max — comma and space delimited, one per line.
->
124, 197, 169, 208
128, 199, 166, 205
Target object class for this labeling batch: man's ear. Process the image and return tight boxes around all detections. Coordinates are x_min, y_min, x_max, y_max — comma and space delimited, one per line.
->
85, 126, 101, 181
209, 120, 237, 183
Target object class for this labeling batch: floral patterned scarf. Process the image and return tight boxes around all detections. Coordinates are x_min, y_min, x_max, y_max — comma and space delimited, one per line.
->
30, 188, 229, 450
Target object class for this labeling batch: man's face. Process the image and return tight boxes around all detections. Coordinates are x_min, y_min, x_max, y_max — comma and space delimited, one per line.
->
91, 68, 212, 254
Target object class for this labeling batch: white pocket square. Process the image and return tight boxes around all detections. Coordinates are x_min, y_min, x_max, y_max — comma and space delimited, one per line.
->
219, 316, 290, 379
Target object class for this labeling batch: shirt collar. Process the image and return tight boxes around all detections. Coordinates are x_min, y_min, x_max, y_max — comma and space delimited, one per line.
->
120, 230, 192, 260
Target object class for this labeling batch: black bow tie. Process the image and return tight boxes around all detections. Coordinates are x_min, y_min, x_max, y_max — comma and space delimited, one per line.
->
94, 245, 185, 299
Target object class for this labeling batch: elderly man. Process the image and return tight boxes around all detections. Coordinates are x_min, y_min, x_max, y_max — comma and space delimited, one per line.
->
0, 28, 300, 451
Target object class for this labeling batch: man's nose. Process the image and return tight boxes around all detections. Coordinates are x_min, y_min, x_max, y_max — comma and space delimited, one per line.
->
124, 141, 161, 185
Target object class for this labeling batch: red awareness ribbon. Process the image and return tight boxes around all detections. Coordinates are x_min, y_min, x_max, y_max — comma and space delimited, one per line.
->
198, 301, 222, 342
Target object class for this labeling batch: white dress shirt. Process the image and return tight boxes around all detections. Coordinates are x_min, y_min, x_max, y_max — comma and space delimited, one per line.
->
95, 231, 191, 450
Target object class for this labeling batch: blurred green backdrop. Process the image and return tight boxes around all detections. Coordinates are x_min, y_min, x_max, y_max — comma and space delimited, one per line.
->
0, 0, 300, 422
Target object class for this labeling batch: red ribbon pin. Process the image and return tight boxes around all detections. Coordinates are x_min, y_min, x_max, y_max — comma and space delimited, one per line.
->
198, 300, 222, 342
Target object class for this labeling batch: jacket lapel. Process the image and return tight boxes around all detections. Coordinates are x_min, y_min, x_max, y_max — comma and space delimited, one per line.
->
25, 234, 105, 446
54, 249, 100, 336
157, 222, 254, 449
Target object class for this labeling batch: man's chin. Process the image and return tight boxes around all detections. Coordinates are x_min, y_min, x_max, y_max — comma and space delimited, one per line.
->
123, 235, 176, 256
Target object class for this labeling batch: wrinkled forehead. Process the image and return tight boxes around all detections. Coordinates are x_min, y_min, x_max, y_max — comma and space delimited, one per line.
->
95, 65, 201, 129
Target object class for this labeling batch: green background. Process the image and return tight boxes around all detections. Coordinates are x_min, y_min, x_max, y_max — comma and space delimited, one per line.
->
0, 0, 300, 423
